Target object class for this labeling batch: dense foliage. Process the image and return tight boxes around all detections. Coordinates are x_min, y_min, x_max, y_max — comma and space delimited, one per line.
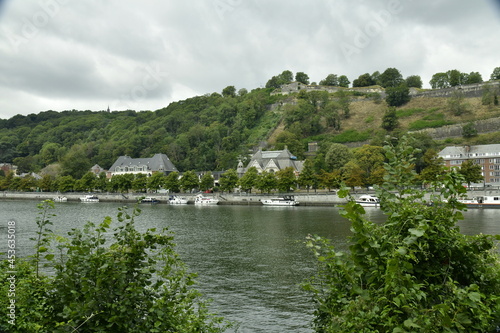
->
0, 88, 281, 175
0, 201, 228, 332
304, 137, 500, 332
1, 67, 499, 182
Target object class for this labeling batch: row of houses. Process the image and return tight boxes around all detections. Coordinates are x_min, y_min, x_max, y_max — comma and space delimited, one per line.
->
87, 148, 304, 184
105, 143, 500, 186
3, 144, 500, 186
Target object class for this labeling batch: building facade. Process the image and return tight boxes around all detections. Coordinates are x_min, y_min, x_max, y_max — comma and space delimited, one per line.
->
438, 144, 500, 185
108, 153, 178, 178
238, 147, 304, 176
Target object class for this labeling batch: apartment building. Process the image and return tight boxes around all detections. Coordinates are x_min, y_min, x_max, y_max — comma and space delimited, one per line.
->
438, 144, 500, 185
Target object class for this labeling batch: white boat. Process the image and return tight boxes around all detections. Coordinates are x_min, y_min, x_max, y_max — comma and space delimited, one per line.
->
458, 195, 500, 208
194, 194, 219, 205
80, 195, 99, 203
53, 196, 67, 202
261, 195, 299, 206
168, 195, 188, 205
141, 197, 160, 204
355, 195, 380, 207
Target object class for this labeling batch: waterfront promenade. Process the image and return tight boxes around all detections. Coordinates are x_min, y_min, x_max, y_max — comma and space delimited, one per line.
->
0, 191, 345, 206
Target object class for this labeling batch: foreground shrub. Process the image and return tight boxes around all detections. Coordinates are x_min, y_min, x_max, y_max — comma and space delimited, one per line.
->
0, 202, 228, 332
305, 136, 500, 332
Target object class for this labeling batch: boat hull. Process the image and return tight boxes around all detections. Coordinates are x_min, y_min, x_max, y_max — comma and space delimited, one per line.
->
261, 195, 299, 206
459, 195, 500, 208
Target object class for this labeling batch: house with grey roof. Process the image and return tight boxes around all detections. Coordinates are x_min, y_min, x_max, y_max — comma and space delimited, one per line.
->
438, 144, 500, 185
238, 147, 304, 176
108, 153, 178, 178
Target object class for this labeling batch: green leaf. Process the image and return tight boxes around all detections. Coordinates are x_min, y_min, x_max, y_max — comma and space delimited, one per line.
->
467, 291, 481, 303
408, 228, 425, 238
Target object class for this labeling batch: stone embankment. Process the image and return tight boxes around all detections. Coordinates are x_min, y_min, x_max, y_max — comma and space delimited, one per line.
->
4, 190, 499, 206
1, 191, 347, 206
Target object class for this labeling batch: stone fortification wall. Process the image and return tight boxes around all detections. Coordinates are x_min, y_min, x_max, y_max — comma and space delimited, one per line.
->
411, 81, 500, 99
412, 117, 500, 140
272, 81, 500, 100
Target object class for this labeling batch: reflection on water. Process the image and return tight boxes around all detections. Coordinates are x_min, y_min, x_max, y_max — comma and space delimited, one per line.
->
0, 201, 499, 332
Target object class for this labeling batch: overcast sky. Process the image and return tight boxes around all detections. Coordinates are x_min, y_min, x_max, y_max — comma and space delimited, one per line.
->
0, 0, 499, 119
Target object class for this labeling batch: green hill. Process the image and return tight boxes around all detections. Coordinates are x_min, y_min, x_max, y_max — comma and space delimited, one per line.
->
1, 83, 500, 178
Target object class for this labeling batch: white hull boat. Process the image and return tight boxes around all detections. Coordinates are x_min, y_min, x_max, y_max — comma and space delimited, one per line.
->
80, 195, 99, 203
168, 195, 188, 205
261, 195, 299, 206
194, 194, 219, 205
458, 195, 500, 208
355, 195, 380, 207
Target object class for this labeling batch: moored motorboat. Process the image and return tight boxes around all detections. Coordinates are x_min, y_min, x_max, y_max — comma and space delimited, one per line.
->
168, 195, 188, 204
80, 195, 99, 203
261, 195, 299, 206
458, 195, 500, 208
53, 196, 67, 202
141, 197, 160, 204
355, 195, 380, 207
194, 194, 219, 205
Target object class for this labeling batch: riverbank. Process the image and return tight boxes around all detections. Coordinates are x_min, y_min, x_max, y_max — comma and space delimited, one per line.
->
0, 191, 346, 206
3, 189, 499, 207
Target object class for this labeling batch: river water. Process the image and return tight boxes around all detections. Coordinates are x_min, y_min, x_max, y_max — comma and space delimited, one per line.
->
1, 200, 499, 332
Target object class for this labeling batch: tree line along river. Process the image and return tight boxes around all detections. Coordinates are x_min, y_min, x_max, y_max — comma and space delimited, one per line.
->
1, 200, 499, 332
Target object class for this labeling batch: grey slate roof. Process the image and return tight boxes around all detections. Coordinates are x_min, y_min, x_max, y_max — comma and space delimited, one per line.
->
245, 148, 304, 173
109, 153, 178, 173
439, 144, 500, 159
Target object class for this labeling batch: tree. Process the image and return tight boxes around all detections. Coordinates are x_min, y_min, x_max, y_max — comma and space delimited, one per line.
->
298, 159, 318, 192
385, 84, 411, 107
430, 72, 450, 89
352, 73, 375, 87
462, 122, 478, 138
256, 171, 277, 193
305, 136, 500, 332
265, 70, 294, 89
378, 67, 404, 88
342, 160, 365, 189
405, 75, 423, 88
79, 172, 97, 192
466, 71, 483, 84
276, 167, 297, 192
490, 67, 500, 80
39, 174, 54, 192
317, 170, 342, 191
147, 172, 165, 192
447, 90, 470, 116
381, 107, 399, 131
132, 173, 148, 192
60, 144, 92, 179
458, 160, 483, 187
54, 175, 75, 192
350, 144, 385, 186
295, 72, 310, 85
219, 169, 239, 193
238, 167, 258, 193
222, 85, 236, 98
180, 170, 199, 193
338, 75, 350, 88
337, 90, 351, 119
324, 143, 352, 171
164, 171, 181, 193
323, 102, 341, 130
319, 74, 339, 86
199, 172, 215, 191
447, 69, 463, 86
419, 149, 446, 184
